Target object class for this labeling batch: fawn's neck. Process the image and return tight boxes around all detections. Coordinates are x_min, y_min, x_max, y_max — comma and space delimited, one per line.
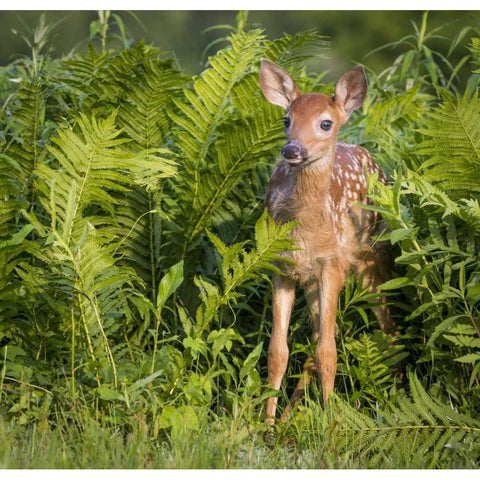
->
293, 147, 335, 213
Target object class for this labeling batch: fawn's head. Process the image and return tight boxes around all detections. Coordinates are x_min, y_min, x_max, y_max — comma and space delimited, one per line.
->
260, 59, 367, 166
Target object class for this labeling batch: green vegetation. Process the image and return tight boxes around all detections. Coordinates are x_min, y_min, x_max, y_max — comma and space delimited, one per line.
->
1, 11, 480, 468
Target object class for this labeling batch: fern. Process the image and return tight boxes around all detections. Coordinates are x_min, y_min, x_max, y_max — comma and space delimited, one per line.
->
55, 43, 187, 302
112, 43, 189, 147
470, 37, 480, 73
418, 90, 480, 196
27, 112, 148, 385
169, 30, 266, 257
2, 81, 47, 190
334, 374, 480, 467
168, 28, 330, 282
364, 164, 480, 393
35, 113, 133, 241
105, 44, 187, 300
361, 85, 432, 156
0, 79, 52, 322
41, 213, 134, 388
58, 45, 112, 115
263, 30, 329, 73
193, 212, 295, 336
0, 155, 27, 240
184, 77, 284, 243
443, 322, 480, 387
172, 29, 265, 166
339, 332, 406, 407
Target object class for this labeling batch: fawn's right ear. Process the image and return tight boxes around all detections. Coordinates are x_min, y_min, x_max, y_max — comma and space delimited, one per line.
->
260, 59, 301, 110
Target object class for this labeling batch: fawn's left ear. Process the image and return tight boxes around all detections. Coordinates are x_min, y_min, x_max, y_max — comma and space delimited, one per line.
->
334, 66, 367, 116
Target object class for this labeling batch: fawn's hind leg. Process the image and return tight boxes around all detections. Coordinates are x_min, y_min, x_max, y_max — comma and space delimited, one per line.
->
357, 243, 404, 382
357, 242, 395, 333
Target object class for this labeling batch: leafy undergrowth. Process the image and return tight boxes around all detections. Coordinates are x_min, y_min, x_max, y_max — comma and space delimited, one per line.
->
1, 375, 479, 469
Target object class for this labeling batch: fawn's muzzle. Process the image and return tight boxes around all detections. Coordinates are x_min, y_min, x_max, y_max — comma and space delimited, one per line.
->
282, 139, 307, 164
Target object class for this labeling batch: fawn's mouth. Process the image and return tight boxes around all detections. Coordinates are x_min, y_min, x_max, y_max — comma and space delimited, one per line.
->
285, 157, 306, 165
287, 152, 329, 168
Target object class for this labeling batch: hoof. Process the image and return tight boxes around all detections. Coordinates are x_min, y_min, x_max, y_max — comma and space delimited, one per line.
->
263, 423, 276, 446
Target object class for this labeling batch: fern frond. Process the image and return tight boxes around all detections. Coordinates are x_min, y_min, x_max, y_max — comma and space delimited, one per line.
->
194, 212, 295, 335
107, 45, 186, 298
335, 374, 480, 467
418, 90, 480, 196
1, 80, 48, 205
0, 80, 52, 322
112, 44, 189, 147
470, 37, 480, 72
48, 218, 136, 387
50, 43, 189, 300
185, 82, 285, 243
364, 85, 432, 139
168, 30, 266, 257
28, 112, 149, 384
116, 162, 176, 298
36, 112, 140, 243
457, 198, 480, 230
58, 45, 112, 114
263, 30, 329, 72
0, 167, 28, 239
171, 30, 265, 168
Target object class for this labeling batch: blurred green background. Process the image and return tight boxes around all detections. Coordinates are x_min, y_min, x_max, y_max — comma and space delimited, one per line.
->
0, 10, 479, 78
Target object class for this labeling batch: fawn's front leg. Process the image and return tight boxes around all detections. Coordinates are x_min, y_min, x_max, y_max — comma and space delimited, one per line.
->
316, 263, 345, 403
280, 280, 320, 421
265, 274, 295, 425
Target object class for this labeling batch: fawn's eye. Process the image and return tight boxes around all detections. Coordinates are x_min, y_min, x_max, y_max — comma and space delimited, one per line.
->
320, 120, 333, 131
283, 117, 291, 129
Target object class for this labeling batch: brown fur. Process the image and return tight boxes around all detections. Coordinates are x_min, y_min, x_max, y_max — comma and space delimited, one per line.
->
260, 59, 393, 425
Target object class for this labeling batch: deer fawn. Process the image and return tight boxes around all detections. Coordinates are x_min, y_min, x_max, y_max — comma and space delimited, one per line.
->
260, 59, 394, 425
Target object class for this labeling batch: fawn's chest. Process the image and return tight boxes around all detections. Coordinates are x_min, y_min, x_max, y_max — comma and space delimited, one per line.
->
266, 146, 380, 283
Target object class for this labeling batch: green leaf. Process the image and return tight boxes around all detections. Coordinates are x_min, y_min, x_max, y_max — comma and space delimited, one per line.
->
183, 336, 208, 359
240, 342, 263, 380
390, 227, 418, 245
379, 277, 412, 290
96, 386, 122, 401
467, 284, 480, 304
0, 224, 34, 248
156, 260, 184, 311
400, 50, 416, 79
128, 370, 164, 394
454, 353, 480, 364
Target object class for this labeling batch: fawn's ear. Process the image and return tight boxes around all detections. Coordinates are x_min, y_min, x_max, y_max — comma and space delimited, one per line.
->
260, 59, 301, 110
334, 66, 367, 116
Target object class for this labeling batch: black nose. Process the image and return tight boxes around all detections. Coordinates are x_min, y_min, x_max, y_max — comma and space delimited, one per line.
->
282, 139, 306, 161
